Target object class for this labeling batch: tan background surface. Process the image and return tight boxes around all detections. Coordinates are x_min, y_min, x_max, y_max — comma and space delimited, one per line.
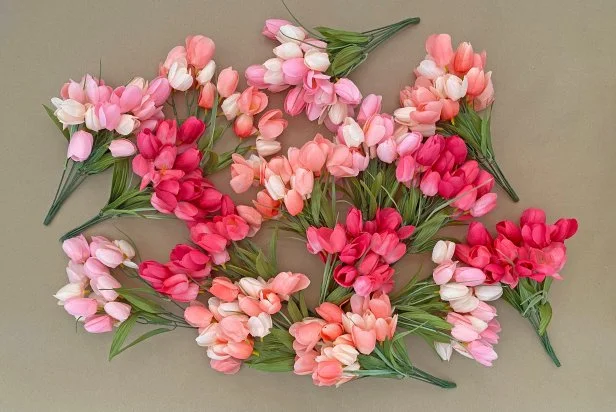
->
1, 0, 615, 410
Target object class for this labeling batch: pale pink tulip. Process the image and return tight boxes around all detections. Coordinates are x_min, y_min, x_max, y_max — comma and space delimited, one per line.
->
84, 314, 114, 333
276, 25, 306, 44
217, 67, 239, 98
256, 138, 282, 157
453, 267, 486, 286
62, 235, 90, 263
431, 240, 456, 264
109, 139, 136, 158
257, 109, 287, 140
185, 35, 215, 69
221, 93, 240, 120
64, 297, 98, 317
104, 301, 131, 322
54, 283, 84, 303
93, 275, 121, 301
425, 33, 454, 67
67, 130, 93, 162
167, 62, 193, 91
304, 49, 330, 71
273, 42, 304, 60
247, 312, 273, 338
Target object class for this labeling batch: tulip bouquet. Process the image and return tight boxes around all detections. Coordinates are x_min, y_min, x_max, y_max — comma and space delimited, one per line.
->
46, 15, 580, 390
395, 34, 519, 201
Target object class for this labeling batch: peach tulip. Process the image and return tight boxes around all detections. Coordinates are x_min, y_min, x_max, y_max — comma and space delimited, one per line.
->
233, 113, 255, 138
209, 277, 240, 302
257, 109, 287, 140
426, 33, 454, 67
198, 82, 216, 109
217, 67, 239, 98
185, 35, 215, 69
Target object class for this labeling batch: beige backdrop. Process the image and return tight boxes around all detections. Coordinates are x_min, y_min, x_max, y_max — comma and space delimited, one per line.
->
1, 0, 615, 410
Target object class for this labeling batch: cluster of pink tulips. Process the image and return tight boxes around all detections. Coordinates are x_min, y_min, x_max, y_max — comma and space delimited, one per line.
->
184, 272, 310, 374
54, 235, 137, 333
291, 293, 397, 386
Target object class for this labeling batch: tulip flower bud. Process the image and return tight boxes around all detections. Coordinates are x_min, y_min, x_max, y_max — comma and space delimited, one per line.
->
474, 284, 503, 301
304, 49, 331, 72
54, 283, 85, 303
67, 130, 94, 162
109, 139, 136, 158
439, 283, 469, 301
276, 25, 306, 44
432, 240, 456, 264
196, 60, 216, 85
247, 312, 273, 338
273, 42, 304, 60
434, 342, 453, 361
237, 277, 266, 298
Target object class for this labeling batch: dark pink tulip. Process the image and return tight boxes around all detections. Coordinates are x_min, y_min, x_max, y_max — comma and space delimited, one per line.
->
339, 233, 371, 265
550, 218, 579, 242
334, 265, 359, 288
520, 208, 546, 226
445, 136, 468, 164
466, 222, 493, 246
138, 261, 173, 289
458, 160, 480, 184
357, 252, 379, 276
496, 220, 523, 244
345, 208, 363, 237
174, 147, 201, 172
415, 135, 445, 166
397, 225, 415, 240
466, 245, 492, 268
438, 174, 465, 198
521, 223, 551, 249
452, 184, 477, 211
178, 116, 205, 145
433, 151, 456, 174
375, 208, 403, 232
420, 171, 441, 196
474, 170, 495, 197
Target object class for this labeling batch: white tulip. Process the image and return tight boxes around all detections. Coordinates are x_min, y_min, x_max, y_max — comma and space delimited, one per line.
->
221, 93, 240, 120
196, 60, 216, 85
474, 284, 503, 301
247, 313, 273, 338
331, 344, 359, 366
54, 283, 84, 303
167, 61, 193, 91
264, 175, 287, 200
84, 105, 102, 131
439, 283, 469, 301
341, 117, 364, 148
276, 25, 306, 44
431, 240, 456, 264
273, 43, 304, 60
449, 292, 480, 313
115, 114, 138, 135
196, 324, 219, 347
328, 102, 347, 125
256, 138, 282, 157
434, 342, 453, 361
53, 98, 86, 126
237, 277, 266, 298
304, 49, 330, 72
393, 106, 416, 125
415, 59, 445, 80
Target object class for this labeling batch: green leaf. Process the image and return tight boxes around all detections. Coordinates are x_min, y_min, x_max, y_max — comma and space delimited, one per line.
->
247, 357, 294, 372
298, 292, 309, 318
286, 299, 303, 323
108, 158, 130, 203
117, 290, 166, 314
269, 328, 294, 351
268, 227, 278, 273
310, 182, 322, 224
325, 286, 353, 305
109, 314, 138, 360
43, 104, 70, 140
480, 104, 492, 154
110, 327, 172, 360
537, 302, 553, 336
255, 250, 273, 279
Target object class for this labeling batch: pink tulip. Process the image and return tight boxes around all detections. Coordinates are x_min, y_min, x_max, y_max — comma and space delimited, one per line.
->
473, 71, 494, 111
284, 85, 307, 115
268, 271, 310, 300
357, 94, 382, 125
262, 19, 291, 40
467, 340, 498, 366
238, 86, 269, 116
448, 313, 480, 342
289, 319, 325, 352
257, 109, 287, 140
376, 138, 397, 163
109, 139, 136, 158
185, 35, 215, 69
425, 33, 454, 67
396, 154, 417, 184
334, 78, 362, 105
236, 205, 262, 237
298, 140, 327, 173
333, 265, 358, 288
217, 67, 239, 98
453, 42, 474, 74
94, 242, 124, 268
67, 130, 93, 162
453, 267, 486, 286
433, 261, 457, 285
470, 193, 498, 217
84, 314, 114, 333
93, 274, 121, 301
291, 168, 314, 198
64, 297, 98, 317
465, 67, 488, 97
62, 235, 90, 263
210, 357, 242, 374
245, 64, 267, 88
233, 113, 255, 138
209, 277, 240, 302
238, 295, 263, 317
281, 58, 309, 86
470, 301, 497, 322
368, 293, 393, 319
351, 325, 377, 355
198, 82, 216, 109
104, 301, 131, 322
294, 350, 318, 375
184, 304, 213, 328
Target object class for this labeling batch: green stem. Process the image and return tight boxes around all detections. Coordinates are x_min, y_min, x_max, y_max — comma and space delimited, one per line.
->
364, 17, 420, 54
407, 366, 456, 388
529, 312, 561, 367
43, 163, 86, 225
60, 213, 112, 241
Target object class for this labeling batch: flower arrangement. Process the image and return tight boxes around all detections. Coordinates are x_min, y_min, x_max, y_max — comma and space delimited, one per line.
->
46, 13, 578, 389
